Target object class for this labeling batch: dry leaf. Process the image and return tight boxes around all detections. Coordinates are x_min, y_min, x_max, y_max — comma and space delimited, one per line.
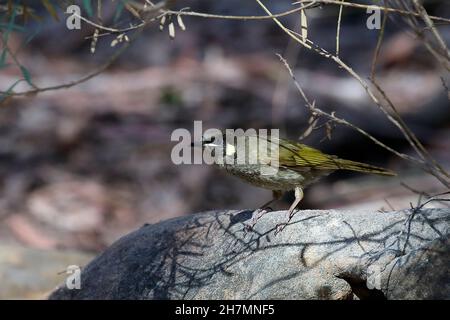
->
177, 14, 186, 31
168, 22, 175, 39
300, 9, 308, 42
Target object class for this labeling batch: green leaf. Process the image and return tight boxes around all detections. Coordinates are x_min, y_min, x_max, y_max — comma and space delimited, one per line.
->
2, 2, 18, 45
0, 3, 18, 70
20, 65, 33, 86
83, 0, 93, 17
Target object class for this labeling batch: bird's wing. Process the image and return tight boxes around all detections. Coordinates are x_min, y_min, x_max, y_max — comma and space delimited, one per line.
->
276, 139, 341, 171
264, 137, 394, 175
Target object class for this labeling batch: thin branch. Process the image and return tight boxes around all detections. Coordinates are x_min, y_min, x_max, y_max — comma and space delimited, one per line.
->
276, 54, 421, 165
411, 0, 450, 61
0, 28, 144, 99
293, 0, 450, 24
335, 0, 344, 56
256, 0, 450, 188
370, 2, 388, 80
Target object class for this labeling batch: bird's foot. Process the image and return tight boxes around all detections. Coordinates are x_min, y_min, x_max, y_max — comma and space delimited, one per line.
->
244, 207, 274, 232
274, 209, 299, 235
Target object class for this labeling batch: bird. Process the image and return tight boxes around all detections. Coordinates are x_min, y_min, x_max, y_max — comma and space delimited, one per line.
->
195, 131, 396, 232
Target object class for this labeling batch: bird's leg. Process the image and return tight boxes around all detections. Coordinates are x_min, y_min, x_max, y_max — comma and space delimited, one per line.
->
288, 187, 304, 219
245, 190, 283, 231
275, 187, 303, 234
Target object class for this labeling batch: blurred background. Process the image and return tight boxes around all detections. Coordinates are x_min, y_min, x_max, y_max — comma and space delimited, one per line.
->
0, 0, 449, 298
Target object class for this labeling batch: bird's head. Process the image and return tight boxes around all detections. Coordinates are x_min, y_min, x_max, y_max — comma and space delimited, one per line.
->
191, 131, 241, 164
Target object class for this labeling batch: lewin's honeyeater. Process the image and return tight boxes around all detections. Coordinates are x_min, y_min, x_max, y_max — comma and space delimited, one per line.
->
194, 131, 395, 231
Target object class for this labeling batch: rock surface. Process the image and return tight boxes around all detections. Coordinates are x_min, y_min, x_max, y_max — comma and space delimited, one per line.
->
49, 208, 449, 300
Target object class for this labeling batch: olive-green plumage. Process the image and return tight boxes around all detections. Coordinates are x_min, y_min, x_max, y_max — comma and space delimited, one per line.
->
199, 132, 395, 231
275, 137, 395, 176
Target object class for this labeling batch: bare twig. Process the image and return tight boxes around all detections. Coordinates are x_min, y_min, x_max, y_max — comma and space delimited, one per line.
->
370, 2, 388, 80
335, 0, 344, 56
257, 0, 450, 189
276, 54, 420, 165
0, 28, 142, 100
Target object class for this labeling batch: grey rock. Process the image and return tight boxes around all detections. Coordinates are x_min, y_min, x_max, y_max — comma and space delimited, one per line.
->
49, 208, 449, 300
380, 237, 449, 299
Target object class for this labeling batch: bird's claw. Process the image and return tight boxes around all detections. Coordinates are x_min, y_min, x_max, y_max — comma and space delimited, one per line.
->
274, 209, 299, 235
244, 207, 273, 233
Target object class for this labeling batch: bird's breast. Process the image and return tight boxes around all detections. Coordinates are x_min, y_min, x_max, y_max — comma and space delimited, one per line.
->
221, 163, 326, 191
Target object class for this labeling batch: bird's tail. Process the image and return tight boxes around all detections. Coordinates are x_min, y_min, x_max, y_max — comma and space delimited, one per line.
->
335, 159, 396, 176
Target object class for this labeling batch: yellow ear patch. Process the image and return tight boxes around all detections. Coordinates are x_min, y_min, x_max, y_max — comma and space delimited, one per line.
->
225, 143, 236, 156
